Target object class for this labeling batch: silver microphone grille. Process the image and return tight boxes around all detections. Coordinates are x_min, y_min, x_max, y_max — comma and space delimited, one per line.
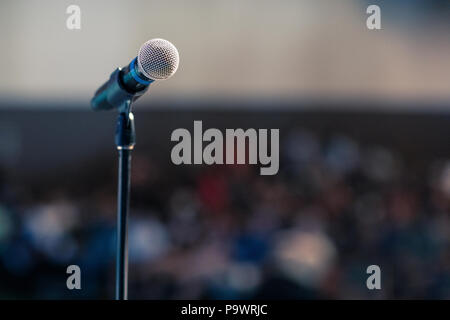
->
137, 38, 179, 81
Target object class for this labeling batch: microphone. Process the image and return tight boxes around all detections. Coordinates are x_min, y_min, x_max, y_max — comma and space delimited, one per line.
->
91, 38, 179, 111
91, 39, 179, 300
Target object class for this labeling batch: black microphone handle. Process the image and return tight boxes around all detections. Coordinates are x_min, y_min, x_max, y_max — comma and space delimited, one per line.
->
91, 59, 151, 111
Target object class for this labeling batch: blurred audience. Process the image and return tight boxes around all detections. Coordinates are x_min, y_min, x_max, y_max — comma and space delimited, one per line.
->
0, 128, 450, 299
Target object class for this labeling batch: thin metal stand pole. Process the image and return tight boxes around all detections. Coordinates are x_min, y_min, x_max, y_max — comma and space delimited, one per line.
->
116, 148, 131, 300
115, 107, 135, 300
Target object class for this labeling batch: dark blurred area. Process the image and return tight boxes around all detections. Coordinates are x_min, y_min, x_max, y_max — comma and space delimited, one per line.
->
1, 103, 450, 299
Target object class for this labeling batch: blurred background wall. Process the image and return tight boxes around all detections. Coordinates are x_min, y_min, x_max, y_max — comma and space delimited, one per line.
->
0, 0, 449, 106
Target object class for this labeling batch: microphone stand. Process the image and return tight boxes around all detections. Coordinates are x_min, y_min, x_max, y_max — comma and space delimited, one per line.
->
114, 100, 135, 300
91, 64, 153, 299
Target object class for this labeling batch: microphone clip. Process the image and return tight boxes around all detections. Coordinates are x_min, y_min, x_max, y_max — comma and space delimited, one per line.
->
115, 101, 136, 150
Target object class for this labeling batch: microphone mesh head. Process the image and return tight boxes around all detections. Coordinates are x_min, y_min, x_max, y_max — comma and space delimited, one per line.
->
137, 38, 179, 81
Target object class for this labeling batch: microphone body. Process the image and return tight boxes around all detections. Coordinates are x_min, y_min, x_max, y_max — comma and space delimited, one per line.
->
91, 38, 179, 111
91, 58, 154, 111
